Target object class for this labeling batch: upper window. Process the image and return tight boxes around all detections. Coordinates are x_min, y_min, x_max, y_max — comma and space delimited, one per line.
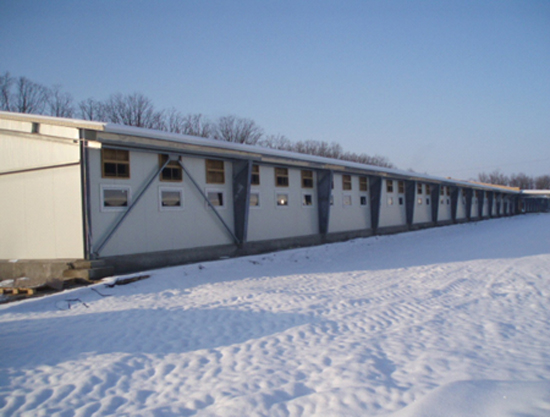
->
343, 175, 352, 191
446, 187, 451, 196
398, 181, 404, 194
417, 183, 423, 194
102, 149, 130, 178
206, 160, 225, 184
251, 164, 260, 186
302, 170, 314, 188
359, 177, 368, 192
159, 155, 182, 182
386, 180, 394, 193
425, 184, 431, 194
275, 168, 289, 187
441, 186, 445, 196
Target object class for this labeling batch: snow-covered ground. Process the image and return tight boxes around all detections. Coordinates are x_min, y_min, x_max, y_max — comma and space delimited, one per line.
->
1, 214, 549, 417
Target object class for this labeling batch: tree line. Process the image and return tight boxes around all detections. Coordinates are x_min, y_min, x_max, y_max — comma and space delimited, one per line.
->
478, 170, 550, 190
0, 71, 394, 168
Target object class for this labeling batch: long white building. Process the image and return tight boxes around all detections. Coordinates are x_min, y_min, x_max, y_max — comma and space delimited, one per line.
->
0, 111, 546, 283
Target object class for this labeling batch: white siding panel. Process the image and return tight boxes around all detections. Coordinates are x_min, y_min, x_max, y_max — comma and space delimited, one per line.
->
328, 174, 371, 233
378, 180, 406, 228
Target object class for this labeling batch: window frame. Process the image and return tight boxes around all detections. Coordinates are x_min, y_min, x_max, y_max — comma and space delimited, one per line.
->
342, 193, 353, 207
275, 167, 289, 187
205, 188, 226, 209
158, 186, 184, 211
386, 179, 394, 193
359, 176, 368, 192
249, 191, 261, 208
301, 170, 314, 188
205, 159, 225, 184
302, 192, 314, 207
398, 181, 404, 194
342, 174, 352, 191
102, 148, 130, 179
159, 155, 183, 182
100, 184, 131, 212
251, 164, 260, 186
276, 192, 289, 207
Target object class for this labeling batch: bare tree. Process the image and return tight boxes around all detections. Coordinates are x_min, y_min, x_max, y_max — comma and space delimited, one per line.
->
258, 133, 293, 151
12, 76, 48, 114
535, 175, 550, 190
103, 92, 164, 129
47, 85, 74, 118
78, 98, 106, 121
478, 170, 509, 186
0, 72, 13, 111
214, 115, 263, 145
509, 172, 534, 190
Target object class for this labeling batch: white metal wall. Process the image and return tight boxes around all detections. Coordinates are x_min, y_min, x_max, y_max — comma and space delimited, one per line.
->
328, 174, 371, 233
413, 183, 431, 224
89, 149, 235, 257
0, 129, 84, 259
378, 179, 406, 228
247, 166, 319, 241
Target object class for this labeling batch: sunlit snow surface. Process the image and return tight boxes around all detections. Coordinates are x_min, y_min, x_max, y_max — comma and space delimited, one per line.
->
1, 214, 549, 416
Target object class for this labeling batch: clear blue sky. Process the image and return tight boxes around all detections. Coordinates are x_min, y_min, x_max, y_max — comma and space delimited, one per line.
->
1, 0, 549, 179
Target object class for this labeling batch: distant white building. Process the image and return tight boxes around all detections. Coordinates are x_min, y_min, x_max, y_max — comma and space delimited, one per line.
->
1, 111, 542, 283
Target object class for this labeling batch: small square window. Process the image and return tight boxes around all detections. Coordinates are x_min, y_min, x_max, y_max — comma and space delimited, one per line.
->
360, 195, 367, 206
251, 165, 260, 186
426, 198, 430, 205
447, 198, 450, 205
102, 149, 130, 178
418, 198, 423, 205
206, 160, 225, 184
417, 183, 423, 194
159, 155, 182, 182
276, 193, 289, 206
343, 194, 352, 206
101, 186, 130, 211
441, 198, 444, 205
159, 188, 183, 210
398, 181, 404, 194
207, 190, 224, 207
302, 193, 314, 206
359, 177, 368, 192
330, 194, 334, 205
386, 180, 394, 193
343, 175, 352, 191
399, 197, 404, 205
250, 192, 260, 207
302, 170, 314, 188
275, 168, 289, 187
387, 197, 394, 206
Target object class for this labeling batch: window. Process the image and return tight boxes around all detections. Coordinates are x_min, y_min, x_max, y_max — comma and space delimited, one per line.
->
387, 197, 394, 206
386, 180, 394, 193
426, 198, 430, 205
102, 149, 129, 178
398, 181, 404, 194
343, 175, 352, 190
360, 196, 367, 206
302, 170, 314, 188
251, 165, 260, 186
101, 185, 130, 211
418, 198, 423, 205
446, 187, 451, 196
359, 177, 368, 192
275, 168, 289, 187
417, 183, 423, 194
343, 194, 352, 206
276, 193, 289, 206
250, 192, 260, 207
426, 184, 431, 194
159, 187, 183, 210
302, 193, 314, 206
399, 197, 404, 205
330, 194, 334, 205
207, 190, 225, 207
206, 160, 225, 184
159, 155, 182, 182
447, 198, 450, 205
441, 186, 445, 196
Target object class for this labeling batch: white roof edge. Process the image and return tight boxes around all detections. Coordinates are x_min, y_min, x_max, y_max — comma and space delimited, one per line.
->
0, 110, 106, 130
104, 124, 520, 193
0, 112, 520, 194
520, 190, 550, 195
